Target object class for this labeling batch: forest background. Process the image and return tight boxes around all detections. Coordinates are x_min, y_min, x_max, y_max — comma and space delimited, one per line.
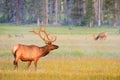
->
0, 0, 120, 27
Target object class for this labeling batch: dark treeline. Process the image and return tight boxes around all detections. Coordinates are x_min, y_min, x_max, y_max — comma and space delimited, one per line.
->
0, 0, 120, 27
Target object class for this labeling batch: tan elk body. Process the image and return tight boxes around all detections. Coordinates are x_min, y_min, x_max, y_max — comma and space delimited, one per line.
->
12, 27, 59, 70
93, 32, 107, 40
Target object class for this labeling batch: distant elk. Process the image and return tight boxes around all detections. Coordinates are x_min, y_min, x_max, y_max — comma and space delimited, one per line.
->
93, 32, 107, 40
12, 27, 59, 70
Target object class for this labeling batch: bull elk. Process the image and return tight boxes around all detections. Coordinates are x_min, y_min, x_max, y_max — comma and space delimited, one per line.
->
93, 32, 107, 40
12, 27, 59, 70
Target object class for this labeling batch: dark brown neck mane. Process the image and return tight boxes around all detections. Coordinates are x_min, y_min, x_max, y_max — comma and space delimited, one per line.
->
40, 45, 50, 57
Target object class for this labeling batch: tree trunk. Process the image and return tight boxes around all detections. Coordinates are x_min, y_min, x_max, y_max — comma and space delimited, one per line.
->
93, 0, 98, 25
45, 0, 48, 26
37, 17, 40, 26
15, 0, 19, 24
98, 0, 101, 26
83, 0, 86, 15
113, 0, 118, 27
54, 0, 58, 25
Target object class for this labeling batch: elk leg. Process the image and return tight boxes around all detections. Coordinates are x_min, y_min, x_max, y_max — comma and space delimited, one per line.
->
34, 60, 38, 71
27, 61, 32, 70
13, 59, 19, 70
13, 55, 21, 70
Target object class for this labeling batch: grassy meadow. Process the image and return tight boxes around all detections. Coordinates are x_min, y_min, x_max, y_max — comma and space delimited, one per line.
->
0, 24, 120, 80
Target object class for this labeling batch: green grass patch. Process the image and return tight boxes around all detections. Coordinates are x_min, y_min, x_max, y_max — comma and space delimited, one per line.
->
0, 24, 119, 35
0, 51, 11, 57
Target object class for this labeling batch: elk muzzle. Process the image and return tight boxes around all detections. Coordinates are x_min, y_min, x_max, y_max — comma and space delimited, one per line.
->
49, 44, 59, 50
54, 45, 59, 49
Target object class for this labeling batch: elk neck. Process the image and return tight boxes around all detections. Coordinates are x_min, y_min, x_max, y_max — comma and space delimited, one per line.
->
39, 45, 52, 57
41, 45, 50, 53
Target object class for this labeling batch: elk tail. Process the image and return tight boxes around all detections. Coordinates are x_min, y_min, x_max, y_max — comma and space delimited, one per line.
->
12, 44, 19, 57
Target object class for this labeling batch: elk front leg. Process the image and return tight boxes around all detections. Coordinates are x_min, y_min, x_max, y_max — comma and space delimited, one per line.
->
34, 60, 38, 71
27, 61, 32, 70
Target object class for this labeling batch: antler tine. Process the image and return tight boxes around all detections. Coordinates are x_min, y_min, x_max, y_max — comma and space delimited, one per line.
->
29, 28, 38, 34
45, 35, 57, 44
30, 28, 47, 42
51, 36, 57, 42
39, 27, 51, 40
30, 27, 57, 44
40, 28, 57, 44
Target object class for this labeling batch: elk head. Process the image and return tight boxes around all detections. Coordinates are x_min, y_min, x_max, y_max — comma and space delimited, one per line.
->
30, 27, 59, 50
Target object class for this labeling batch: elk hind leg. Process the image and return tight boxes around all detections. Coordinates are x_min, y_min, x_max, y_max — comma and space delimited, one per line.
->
13, 59, 18, 70
13, 56, 20, 70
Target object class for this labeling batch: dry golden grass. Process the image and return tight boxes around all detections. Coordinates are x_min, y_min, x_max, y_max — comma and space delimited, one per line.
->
0, 57, 120, 80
